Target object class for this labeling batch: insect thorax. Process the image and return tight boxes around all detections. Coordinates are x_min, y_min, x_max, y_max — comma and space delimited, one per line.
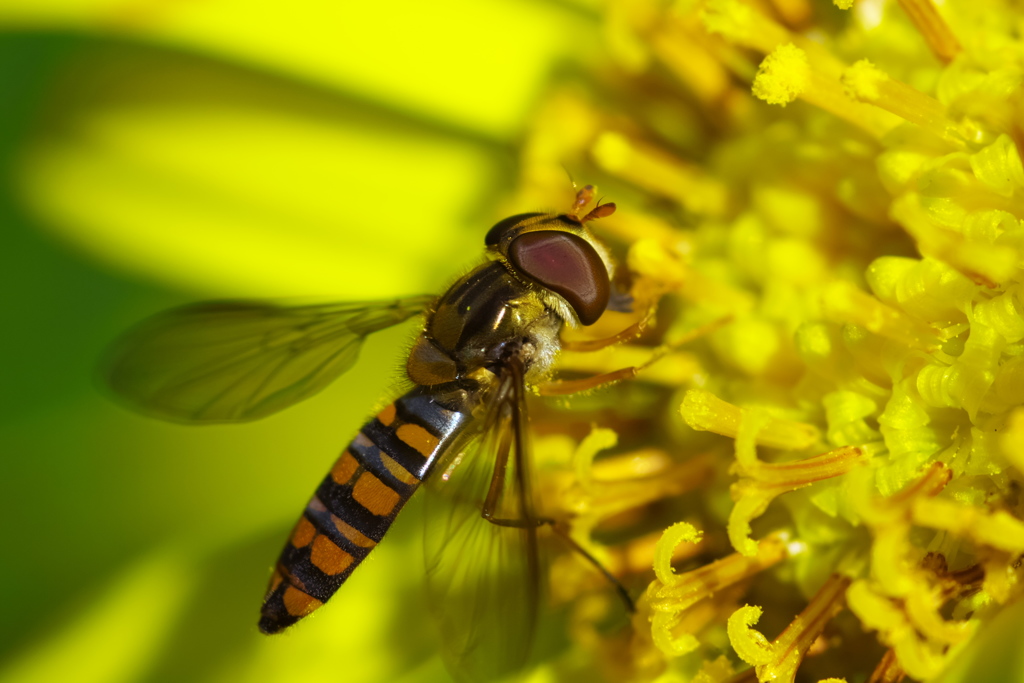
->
406, 261, 564, 387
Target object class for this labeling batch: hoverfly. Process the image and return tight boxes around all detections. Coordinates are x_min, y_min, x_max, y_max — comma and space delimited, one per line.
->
106, 186, 632, 681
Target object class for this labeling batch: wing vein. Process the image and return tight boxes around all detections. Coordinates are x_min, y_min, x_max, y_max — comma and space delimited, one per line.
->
105, 296, 432, 423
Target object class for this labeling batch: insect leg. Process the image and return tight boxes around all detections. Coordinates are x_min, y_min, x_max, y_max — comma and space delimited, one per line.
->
540, 314, 733, 396
559, 318, 648, 352
536, 367, 638, 396
480, 360, 634, 613
480, 411, 515, 523
548, 523, 637, 613
481, 356, 542, 627
481, 511, 637, 614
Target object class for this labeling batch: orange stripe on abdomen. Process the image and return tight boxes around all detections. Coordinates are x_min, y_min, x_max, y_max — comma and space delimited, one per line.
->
259, 385, 476, 634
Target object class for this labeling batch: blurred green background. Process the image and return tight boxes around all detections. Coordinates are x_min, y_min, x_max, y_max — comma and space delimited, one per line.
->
0, 2, 601, 681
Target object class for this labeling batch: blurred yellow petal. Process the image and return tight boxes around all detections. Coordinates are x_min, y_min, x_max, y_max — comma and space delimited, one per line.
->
0, 550, 195, 683
1, 0, 597, 138
18, 43, 500, 296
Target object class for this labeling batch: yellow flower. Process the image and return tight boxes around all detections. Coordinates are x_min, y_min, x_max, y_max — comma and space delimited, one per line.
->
516, 0, 1024, 680
6, 0, 1024, 681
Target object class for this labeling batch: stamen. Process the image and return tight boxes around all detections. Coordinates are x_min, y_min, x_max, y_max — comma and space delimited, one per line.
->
894, 0, 962, 63
903, 582, 974, 644
971, 287, 1024, 343
591, 131, 729, 215
841, 60, 964, 145
889, 193, 1018, 286
766, 0, 812, 28
700, 0, 792, 57
610, 527, 708, 578
751, 42, 809, 106
752, 44, 899, 138
822, 391, 882, 447
681, 390, 821, 450
548, 430, 718, 608
978, 552, 1015, 603
820, 281, 941, 351
846, 580, 950, 680
728, 574, 852, 682
648, 527, 791, 656
796, 323, 866, 387
700, 0, 863, 80
602, 210, 693, 247
728, 408, 868, 555
676, 266, 757, 313
865, 256, 976, 324
915, 322, 1004, 418
692, 655, 739, 682
868, 648, 905, 683
910, 498, 1024, 553
849, 463, 950, 594
627, 239, 692, 309
969, 135, 1024, 196
651, 17, 735, 106
844, 463, 1003, 679
565, 428, 716, 521
584, 453, 716, 519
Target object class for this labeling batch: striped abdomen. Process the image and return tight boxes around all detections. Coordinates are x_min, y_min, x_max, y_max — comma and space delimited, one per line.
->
259, 385, 475, 633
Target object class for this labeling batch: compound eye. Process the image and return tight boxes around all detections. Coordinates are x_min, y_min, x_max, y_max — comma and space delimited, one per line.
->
485, 213, 546, 248
508, 231, 610, 325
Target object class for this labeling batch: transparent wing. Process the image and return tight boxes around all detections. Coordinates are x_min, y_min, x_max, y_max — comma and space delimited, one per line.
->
104, 296, 433, 423
423, 362, 544, 683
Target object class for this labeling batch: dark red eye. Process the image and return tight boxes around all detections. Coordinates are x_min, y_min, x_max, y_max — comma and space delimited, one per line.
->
508, 231, 610, 325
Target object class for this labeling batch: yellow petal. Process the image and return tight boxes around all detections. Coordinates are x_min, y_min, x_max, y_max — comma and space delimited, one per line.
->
18, 44, 497, 296
0, 550, 194, 683
2, 0, 594, 138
